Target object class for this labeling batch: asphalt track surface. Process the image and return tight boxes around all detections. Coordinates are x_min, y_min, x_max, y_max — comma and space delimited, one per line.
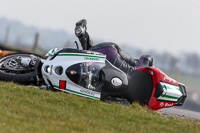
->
158, 108, 200, 121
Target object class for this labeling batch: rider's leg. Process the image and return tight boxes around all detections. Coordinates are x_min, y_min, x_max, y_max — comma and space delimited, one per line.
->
91, 45, 135, 74
74, 19, 153, 70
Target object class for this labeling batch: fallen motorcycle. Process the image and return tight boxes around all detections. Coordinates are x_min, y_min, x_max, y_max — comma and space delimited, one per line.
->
0, 47, 187, 110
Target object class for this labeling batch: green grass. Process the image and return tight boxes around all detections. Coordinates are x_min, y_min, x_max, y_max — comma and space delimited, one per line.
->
0, 81, 200, 133
167, 72, 200, 90
166, 72, 200, 102
178, 74, 200, 90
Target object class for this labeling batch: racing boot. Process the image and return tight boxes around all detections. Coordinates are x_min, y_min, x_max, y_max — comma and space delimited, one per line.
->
75, 19, 94, 50
135, 55, 153, 69
75, 19, 87, 38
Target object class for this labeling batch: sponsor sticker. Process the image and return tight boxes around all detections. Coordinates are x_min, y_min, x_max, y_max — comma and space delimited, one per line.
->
164, 76, 177, 84
80, 89, 95, 96
160, 102, 164, 107
165, 103, 174, 107
160, 102, 174, 107
84, 57, 100, 61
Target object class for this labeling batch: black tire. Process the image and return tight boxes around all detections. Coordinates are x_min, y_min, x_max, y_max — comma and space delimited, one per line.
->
0, 53, 43, 85
125, 70, 153, 105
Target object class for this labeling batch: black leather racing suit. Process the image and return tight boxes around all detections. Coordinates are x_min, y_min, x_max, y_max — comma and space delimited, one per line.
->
75, 20, 153, 74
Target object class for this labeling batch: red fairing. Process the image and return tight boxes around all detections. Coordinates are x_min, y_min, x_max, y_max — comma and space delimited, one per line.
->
137, 67, 178, 110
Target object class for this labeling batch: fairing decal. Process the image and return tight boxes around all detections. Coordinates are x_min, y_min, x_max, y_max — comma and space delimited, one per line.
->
53, 85, 101, 99
57, 53, 106, 59
157, 82, 182, 102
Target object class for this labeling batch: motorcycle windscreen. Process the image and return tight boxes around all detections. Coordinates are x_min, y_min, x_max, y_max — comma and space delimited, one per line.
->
66, 62, 105, 92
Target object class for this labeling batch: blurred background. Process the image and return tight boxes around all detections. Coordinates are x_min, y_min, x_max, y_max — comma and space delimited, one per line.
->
0, 0, 200, 111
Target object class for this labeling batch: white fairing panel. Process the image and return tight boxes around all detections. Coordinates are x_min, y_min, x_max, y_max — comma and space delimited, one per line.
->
42, 51, 106, 100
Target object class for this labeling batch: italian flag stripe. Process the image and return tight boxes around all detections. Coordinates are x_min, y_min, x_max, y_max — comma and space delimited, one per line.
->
57, 53, 106, 59
161, 94, 179, 99
53, 85, 100, 99
162, 85, 180, 91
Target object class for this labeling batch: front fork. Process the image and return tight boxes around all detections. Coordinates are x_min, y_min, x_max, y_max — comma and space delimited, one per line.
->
20, 55, 44, 86
33, 59, 44, 86
20, 55, 38, 67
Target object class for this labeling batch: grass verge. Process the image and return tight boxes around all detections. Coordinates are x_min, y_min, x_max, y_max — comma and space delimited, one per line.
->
0, 81, 200, 133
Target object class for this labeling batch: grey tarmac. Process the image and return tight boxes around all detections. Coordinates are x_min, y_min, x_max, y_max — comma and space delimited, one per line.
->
158, 107, 200, 121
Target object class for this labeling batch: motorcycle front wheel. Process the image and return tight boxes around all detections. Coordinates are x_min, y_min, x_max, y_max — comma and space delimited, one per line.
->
0, 53, 43, 85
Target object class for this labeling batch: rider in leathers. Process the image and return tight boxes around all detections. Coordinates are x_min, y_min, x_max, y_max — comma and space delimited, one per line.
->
75, 19, 153, 74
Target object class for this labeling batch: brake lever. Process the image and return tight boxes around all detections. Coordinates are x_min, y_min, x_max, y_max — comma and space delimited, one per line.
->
75, 41, 79, 49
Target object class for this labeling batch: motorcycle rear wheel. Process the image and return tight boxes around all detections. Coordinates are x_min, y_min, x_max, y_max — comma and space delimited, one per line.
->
0, 53, 42, 85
